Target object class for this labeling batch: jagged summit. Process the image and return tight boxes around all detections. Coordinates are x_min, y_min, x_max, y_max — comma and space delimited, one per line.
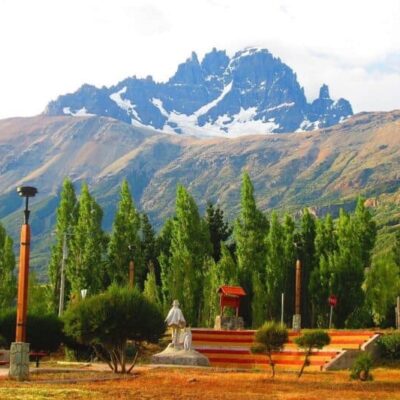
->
44, 48, 353, 137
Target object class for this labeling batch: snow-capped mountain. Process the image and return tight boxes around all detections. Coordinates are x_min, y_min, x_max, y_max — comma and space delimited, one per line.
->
44, 48, 353, 137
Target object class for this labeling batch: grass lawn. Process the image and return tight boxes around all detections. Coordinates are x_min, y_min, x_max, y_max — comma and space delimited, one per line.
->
0, 365, 400, 400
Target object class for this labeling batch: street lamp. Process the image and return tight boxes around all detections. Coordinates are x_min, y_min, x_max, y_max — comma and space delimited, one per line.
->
9, 186, 37, 381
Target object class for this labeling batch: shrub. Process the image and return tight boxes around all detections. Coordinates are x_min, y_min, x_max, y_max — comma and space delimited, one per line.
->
0, 309, 63, 352
350, 352, 373, 381
62, 284, 165, 373
377, 333, 400, 360
294, 330, 330, 378
251, 321, 288, 377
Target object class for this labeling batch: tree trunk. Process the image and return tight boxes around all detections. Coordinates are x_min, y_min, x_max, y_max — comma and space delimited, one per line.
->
120, 343, 126, 374
127, 343, 140, 374
268, 352, 275, 378
92, 345, 114, 372
298, 348, 311, 378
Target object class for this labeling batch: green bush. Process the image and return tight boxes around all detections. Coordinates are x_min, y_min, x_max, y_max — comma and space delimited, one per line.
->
0, 309, 63, 352
377, 333, 400, 360
294, 330, 331, 378
350, 352, 373, 381
251, 321, 288, 377
62, 284, 165, 373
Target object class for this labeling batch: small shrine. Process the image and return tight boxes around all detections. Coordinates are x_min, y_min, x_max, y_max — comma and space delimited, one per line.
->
214, 285, 246, 330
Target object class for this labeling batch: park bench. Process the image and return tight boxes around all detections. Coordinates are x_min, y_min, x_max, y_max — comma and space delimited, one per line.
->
0, 351, 8, 366
0, 351, 47, 367
29, 351, 47, 367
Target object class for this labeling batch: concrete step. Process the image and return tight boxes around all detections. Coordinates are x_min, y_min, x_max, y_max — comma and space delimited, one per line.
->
191, 328, 380, 370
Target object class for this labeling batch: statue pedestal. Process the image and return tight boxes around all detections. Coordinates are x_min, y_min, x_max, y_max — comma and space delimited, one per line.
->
9, 342, 30, 381
152, 344, 209, 367
214, 315, 244, 330
292, 314, 301, 332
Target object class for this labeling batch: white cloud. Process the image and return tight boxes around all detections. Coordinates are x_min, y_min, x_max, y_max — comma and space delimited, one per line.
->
0, 0, 399, 118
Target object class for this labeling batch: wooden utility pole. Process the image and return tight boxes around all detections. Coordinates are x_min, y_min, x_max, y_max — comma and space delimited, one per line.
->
16, 222, 30, 342
292, 259, 302, 331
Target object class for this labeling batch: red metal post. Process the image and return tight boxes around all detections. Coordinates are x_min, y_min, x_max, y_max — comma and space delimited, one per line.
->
16, 224, 31, 342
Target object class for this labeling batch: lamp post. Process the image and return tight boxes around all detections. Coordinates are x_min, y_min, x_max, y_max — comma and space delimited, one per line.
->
9, 186, 37, 381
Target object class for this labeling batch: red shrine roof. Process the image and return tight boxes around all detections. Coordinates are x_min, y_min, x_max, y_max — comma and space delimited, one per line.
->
217, 285, 246, 297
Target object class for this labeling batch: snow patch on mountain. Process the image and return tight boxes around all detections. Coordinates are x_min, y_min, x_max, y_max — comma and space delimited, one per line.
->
109, 87, 140, 120
194, 81, 233, 117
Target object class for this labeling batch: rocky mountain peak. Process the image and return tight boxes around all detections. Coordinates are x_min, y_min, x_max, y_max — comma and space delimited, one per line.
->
44, 47, 353, 137
319, 84, 331, 99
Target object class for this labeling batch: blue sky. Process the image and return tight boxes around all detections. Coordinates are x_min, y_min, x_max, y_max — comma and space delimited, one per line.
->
0, 0, 399, 118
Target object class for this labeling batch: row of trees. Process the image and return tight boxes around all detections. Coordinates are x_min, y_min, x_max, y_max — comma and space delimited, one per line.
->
1, 172, 399, 329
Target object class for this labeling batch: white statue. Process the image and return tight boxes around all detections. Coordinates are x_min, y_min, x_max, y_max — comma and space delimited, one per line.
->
183, 327, 192, 351
165, 300, 186, 347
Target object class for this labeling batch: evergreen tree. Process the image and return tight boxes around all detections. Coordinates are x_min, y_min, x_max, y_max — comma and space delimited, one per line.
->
265, 212, 285, 321
201, 246, 239, 327
234, 172, 268, 327
205, 202, 232, 262
364, 254, 400, 326
160, 185, 211, 325
0, 224, 16, 309
352, 197, 377, 268
218, 244, 238, 286
107, 180, 141, 287
282, 214, 296, 320
298, 209, 317, 327
140, 213, 160, 284
68, 182, 105, 297
158, 218, 175, 312
309, 214, 338, 327
47, 178, 77, 311
201, 257, 220, 327
143, 262, 162, 310
329, 209, 365, 327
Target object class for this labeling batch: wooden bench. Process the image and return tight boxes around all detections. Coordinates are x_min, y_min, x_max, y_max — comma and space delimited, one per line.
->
29, 352, 47, 368
0, 351, 47, 367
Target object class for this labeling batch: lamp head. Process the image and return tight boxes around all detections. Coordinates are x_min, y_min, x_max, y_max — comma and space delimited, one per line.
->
17, 186, 38, 198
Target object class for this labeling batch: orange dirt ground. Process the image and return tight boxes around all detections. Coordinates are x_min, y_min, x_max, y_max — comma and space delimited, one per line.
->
1, 366, 400, 400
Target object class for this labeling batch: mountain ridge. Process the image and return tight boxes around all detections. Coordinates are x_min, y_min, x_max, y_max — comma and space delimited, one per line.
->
44, 47, 353, 137
1, 110, 400, 276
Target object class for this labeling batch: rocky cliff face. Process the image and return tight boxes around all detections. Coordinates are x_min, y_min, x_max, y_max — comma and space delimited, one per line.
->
44, 48, 353, 137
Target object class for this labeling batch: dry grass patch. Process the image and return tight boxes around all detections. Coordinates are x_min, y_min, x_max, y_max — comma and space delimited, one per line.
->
0, 366, 399, 400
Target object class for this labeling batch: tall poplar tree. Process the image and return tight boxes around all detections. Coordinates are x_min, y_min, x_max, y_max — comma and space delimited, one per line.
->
201, 245, 239, 327
68, 182, 105, 297
47, 178, 78, 311
160, 185, 211, 324
329, 209, 365, 327
107, 180, 141, 286
265, 212, 285, 321
0, 223, 16, 309
140, 213, 159, 284
298, 209, 317, 327
234, 172, 268, 327
282, 213, 296, 320
309, 214, 338, 327
205, 202, 232, 262
352, 197, 376, 268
